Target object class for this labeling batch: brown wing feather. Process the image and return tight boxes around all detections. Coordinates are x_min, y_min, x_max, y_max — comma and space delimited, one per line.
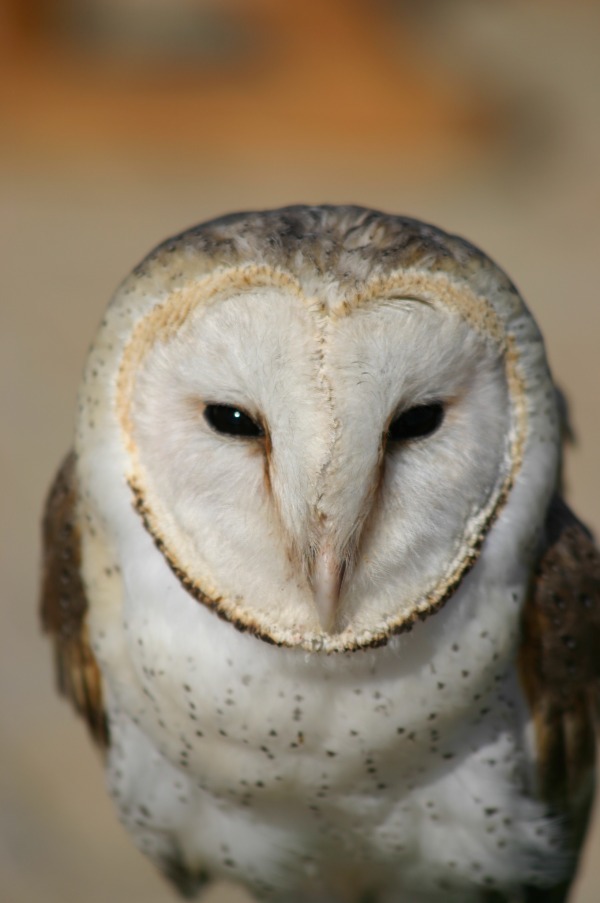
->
519, 496, 600, 897
40, 451, 109, 748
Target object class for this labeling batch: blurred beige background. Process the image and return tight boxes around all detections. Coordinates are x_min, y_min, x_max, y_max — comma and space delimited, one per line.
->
2, 1, 599, 901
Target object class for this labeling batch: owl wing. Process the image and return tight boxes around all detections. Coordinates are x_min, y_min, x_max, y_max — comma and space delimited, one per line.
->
40, 452, 108, 748
519, 495, 600, 899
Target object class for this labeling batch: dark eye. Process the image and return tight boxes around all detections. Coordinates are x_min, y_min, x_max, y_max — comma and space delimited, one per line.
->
388, 402, 445, 443
204, 404, 264, 438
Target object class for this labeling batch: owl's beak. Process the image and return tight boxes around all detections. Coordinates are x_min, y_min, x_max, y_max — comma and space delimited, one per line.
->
311, 545, 344, 632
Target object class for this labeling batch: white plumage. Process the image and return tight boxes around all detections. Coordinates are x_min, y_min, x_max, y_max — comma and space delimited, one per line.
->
42, 206, 600, 902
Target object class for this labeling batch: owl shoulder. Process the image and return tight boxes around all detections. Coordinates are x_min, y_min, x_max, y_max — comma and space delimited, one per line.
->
522, 496, 600, 717
40, 451, 108, 748
519, 495, 600, 883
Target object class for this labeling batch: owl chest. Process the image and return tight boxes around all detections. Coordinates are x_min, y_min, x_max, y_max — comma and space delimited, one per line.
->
116, 612, 489, 801
106, 639, 540, 902
94, 565, 564, 901
88, 537, 549, 898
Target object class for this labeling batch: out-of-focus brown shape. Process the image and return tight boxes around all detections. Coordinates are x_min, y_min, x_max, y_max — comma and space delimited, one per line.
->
1, 0, 505, 169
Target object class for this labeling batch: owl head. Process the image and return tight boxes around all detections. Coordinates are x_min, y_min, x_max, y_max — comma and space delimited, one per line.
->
76, 206, 560, 652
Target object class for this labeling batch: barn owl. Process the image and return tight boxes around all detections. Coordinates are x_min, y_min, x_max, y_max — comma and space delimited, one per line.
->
41, 206, 600, 902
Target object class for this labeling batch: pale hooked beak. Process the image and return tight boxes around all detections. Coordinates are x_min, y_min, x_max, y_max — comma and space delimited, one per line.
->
311, 544, 344, 632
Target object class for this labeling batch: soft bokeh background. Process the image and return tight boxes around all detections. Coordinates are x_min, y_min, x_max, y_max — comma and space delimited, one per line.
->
2, 1, 599, 900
